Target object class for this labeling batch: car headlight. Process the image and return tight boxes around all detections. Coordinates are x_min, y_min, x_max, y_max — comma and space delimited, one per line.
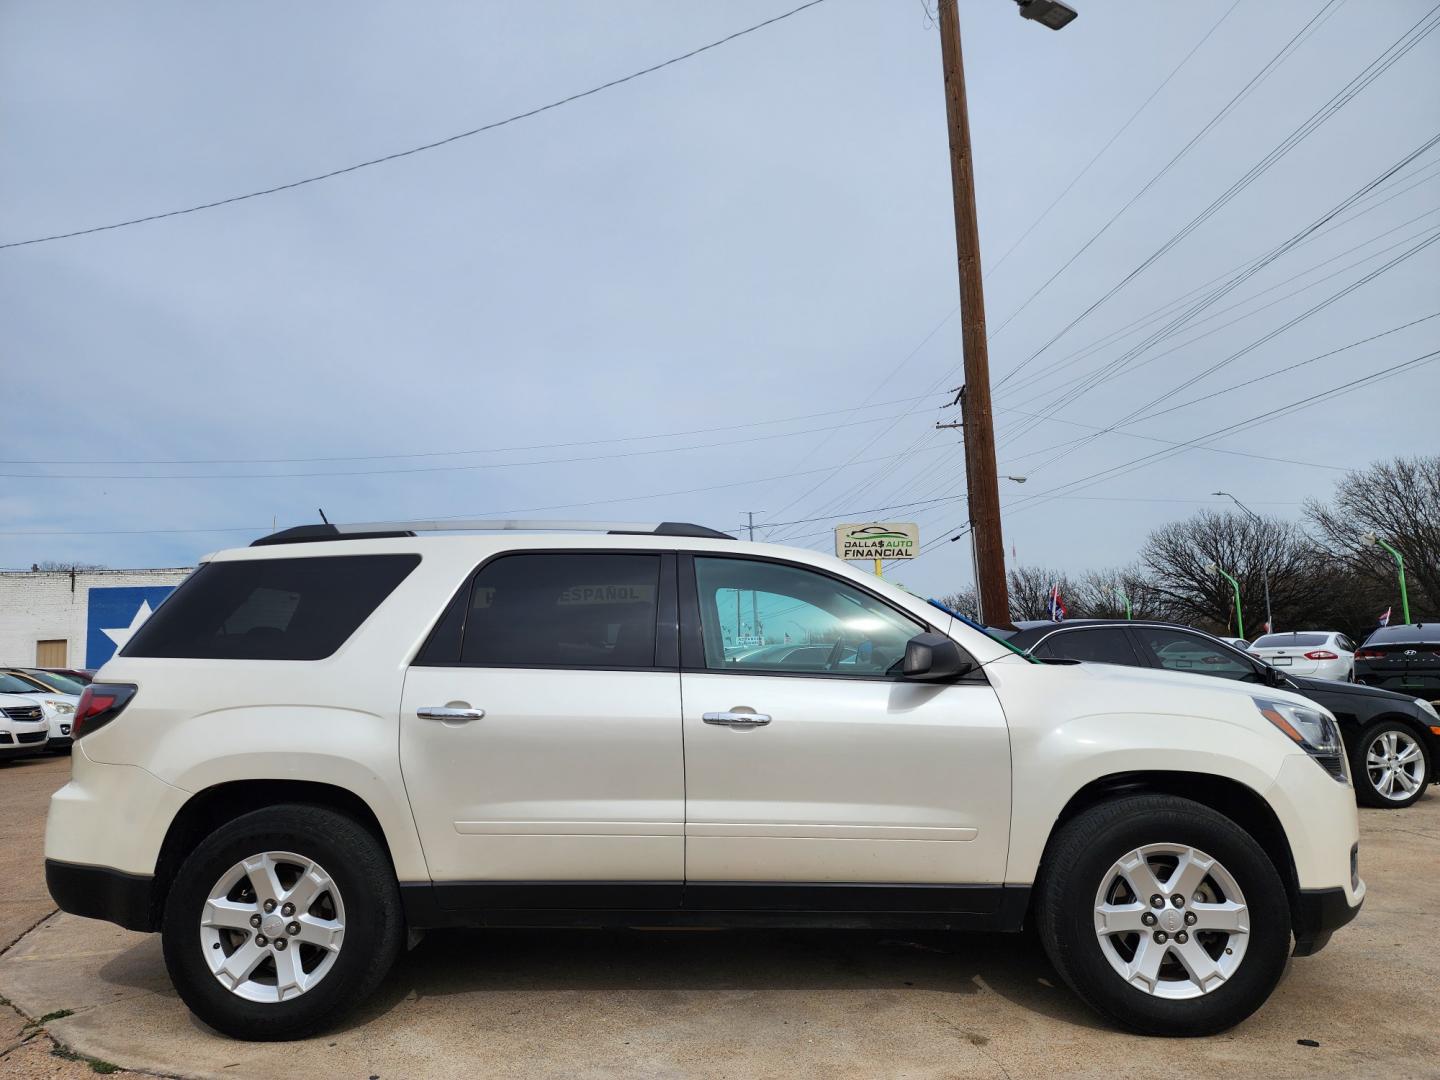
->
1253, 697, 1346, 782
44, 700, 75, 714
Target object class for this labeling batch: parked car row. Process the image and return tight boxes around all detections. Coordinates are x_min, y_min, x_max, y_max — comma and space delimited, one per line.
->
0, 667, 90, 757
999, 620, 1439, 809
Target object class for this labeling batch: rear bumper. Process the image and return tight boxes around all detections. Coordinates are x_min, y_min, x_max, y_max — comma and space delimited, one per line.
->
1292, 885, 1362, 957
46, 859, 157, 932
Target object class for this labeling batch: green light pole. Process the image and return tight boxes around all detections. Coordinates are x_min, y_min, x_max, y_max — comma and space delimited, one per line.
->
1206, 562, 1244, 640
1116, 588, 1132, 619
1364, 532, 1410, 624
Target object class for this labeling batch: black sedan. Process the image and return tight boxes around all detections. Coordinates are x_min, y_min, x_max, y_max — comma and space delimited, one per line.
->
1355, 623, 1440, 695
1002, 619, 1439, 809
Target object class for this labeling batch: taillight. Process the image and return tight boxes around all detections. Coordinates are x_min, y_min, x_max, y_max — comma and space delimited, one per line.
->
1354, 649, 1385, 660
72, 684, 136, 741
1304, 650, 1339, 660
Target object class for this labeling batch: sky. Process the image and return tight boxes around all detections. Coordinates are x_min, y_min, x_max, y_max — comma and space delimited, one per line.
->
2, 0, 1437, 598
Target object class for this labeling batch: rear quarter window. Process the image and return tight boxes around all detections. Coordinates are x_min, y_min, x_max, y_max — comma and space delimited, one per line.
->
122, 554, 420, 660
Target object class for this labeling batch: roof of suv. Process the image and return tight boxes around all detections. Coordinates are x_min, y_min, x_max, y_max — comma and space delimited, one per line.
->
251, 519, 734, 546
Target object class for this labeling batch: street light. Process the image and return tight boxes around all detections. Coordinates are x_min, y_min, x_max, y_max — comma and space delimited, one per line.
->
1004, 475, 1028, 484
1363, 531, 1411, 624
1213, 491, 1274, 635
1206, 561, 1245, 640
1116, 588, 1132, 620
1016, 0, 1079, 30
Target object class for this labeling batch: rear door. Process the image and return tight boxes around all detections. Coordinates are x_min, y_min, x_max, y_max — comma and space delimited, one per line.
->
677, 553, 1011, 899
1129, 626, 1262, 684
400, 550, 684, 907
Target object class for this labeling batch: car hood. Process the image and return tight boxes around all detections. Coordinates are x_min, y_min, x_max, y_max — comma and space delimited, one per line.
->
0, 692, 43, 708
1287, 674, 1415, 703
1020, 657, 1322, 719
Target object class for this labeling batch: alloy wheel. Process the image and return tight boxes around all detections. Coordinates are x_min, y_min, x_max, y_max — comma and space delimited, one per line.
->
200, 851, 346, 1003
1093, 843, 1249, 1000
1366, 730, 1425, 802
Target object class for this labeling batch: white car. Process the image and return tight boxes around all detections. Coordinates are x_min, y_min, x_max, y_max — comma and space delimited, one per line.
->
1249, 631, 1356, 682
0, 692, 51, 762
0, 669, 80, 750
46, 520, 1365, 1041
1218, 636, 1251, 652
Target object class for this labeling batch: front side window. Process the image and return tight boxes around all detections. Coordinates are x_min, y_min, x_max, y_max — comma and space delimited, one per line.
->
122, 554, 420, 661
692, 557, 924, 677
1138, 628, 1257, 682
1032, 627, 1141, 667
453, 553, 663, 669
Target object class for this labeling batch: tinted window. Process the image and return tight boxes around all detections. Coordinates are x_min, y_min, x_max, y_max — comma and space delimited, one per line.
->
693, 557, 924, 676
1364, 625, 1440, 645
23, 670, 84, 694
1137, 628, 1256, 681
0, 672, 45, 694
123, 554, 419, 660
1032, 628, 1141, 666
1252, 633, 1328, 648
456, 553, 661, 668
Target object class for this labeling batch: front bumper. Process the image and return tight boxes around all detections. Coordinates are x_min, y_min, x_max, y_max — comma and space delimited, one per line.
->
1292, 885, 1363, 956
46, 859, 156, 932
0, 743, 46, 760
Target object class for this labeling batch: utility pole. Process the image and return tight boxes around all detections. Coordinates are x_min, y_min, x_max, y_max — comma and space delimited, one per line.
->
937, 0, 1010, 628
746, 511, 762, 640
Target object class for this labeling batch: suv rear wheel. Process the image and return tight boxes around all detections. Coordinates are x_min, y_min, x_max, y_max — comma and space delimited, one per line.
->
1351, 719, 1430, 808
1036, 794, 1290, 1036
161, 804, 404, 1040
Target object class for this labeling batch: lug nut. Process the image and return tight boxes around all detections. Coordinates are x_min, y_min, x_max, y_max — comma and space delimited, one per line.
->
287, 922, 301, 936
1184, 911, 1197, 925
1171, 894, 1185, 908
1175, 931, 1189, 944
1150, 895, 1164, 908
256, 934, 268, 946
281, 903, 295, 917
249, 914, 262, 928
1153, 931, 1168, 944
274, 938, 287, 951
263, 899, 277, 913
1141, 912, 1157, 927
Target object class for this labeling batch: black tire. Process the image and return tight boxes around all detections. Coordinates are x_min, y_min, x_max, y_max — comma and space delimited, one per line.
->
1036, 795, 1291, 1037
161, 804, 404, 1040
1350, 720, 1431, 809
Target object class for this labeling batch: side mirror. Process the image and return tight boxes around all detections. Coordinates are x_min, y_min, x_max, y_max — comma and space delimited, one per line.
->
1259, 663, 1287, 688
902, 632, 973, 681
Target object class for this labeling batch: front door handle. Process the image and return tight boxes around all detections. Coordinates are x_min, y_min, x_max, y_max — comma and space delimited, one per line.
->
417, 705, 486, 722
703, 710, 772, 728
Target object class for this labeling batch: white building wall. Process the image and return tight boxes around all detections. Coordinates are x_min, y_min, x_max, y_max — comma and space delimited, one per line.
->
0, 568, 193, 668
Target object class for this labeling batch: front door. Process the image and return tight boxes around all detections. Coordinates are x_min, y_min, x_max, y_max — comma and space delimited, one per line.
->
677, 554, 1011, 901
401, 550, 684, 907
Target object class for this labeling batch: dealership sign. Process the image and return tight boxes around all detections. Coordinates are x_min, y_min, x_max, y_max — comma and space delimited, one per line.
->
835, 522, 919, 561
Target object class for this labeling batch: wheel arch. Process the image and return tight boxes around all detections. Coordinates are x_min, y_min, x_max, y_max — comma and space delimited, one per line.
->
1037, 770, 1301, 925
148, 779, 397, 931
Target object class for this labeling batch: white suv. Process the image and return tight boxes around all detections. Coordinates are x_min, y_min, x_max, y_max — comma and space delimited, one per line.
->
46, 521, 1365, 1041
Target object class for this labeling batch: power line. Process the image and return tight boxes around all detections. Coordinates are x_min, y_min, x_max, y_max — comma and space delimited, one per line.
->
0, 0, 831, 251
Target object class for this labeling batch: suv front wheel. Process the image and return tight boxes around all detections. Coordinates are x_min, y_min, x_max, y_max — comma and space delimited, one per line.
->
1036, 794, 1291, 1036
161, 804, 404, 1040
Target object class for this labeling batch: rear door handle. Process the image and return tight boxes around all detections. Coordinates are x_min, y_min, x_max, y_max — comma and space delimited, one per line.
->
417, 706, 486, 722
703, 710, 772, 728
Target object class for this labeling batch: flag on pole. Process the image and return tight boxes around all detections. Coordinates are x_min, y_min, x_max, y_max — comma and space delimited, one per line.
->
1261, 620, 1272, 634
1378, 606, 1392, 627
1047, 583, 1067, 622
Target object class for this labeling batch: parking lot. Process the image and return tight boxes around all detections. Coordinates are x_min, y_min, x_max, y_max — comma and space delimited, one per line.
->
0, 753, 1434, 1079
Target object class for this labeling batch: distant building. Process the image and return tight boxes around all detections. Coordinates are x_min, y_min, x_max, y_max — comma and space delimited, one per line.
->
0, 567, 193, 669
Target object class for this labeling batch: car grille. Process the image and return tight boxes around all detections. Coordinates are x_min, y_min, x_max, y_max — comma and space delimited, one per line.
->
1, 706, 43, 722
0, 733, 11, 744
16, 731, 46, 744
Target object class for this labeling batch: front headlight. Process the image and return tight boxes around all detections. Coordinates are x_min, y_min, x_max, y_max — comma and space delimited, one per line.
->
1253, 696, 1346, 781
44, 700, 75, 715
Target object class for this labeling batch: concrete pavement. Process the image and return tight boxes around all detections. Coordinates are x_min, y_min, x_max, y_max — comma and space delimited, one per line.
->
2, 752, 1437, 1079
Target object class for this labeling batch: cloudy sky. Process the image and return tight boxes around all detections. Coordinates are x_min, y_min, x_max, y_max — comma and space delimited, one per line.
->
2, 0, 1437, 597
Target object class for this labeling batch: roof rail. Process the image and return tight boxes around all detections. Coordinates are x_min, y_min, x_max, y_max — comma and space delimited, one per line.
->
251, 519, 734, 547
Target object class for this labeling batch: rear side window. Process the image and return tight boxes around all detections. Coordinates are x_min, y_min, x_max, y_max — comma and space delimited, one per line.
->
421, 552, 662, 669
123, 554, 420, 660
1032, 627, 1141, 667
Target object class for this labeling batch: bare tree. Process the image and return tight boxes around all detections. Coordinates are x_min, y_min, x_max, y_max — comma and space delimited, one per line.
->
1007, 565, 1076, 621
1306, 455, 1440, 620
1072, 566, 1167, 620
1140, 511, 1330, 636
32, 560, 108, 572
935, 587, 979, 621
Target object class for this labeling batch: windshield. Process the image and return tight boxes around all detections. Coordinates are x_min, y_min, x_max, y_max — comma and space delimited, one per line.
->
23, 670, 83, 694
0, 672, 45, 694
926, 599, 1039, 663
1252, 633, 1329, 648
